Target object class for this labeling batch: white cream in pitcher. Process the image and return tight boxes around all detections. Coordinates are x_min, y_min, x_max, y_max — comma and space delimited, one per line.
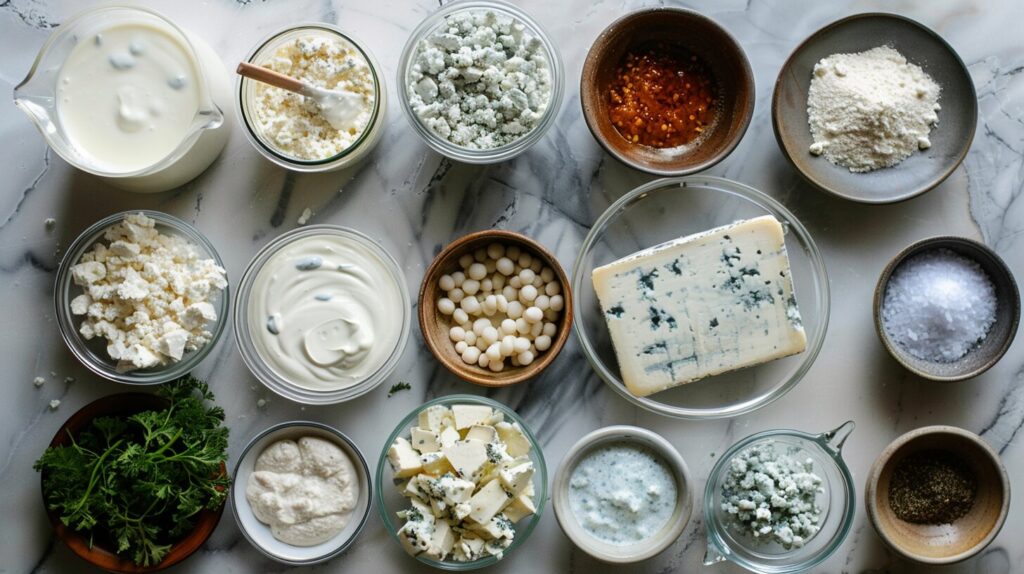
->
57, 23, 201, 173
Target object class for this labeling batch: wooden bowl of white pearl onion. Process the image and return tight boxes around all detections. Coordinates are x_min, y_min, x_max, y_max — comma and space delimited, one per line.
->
419, 230, 573, 387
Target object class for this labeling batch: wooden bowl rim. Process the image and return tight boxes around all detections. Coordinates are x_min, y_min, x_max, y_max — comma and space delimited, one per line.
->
418, 230, 574, 387
43, 392, 227, 573
864, 425, 1010, 565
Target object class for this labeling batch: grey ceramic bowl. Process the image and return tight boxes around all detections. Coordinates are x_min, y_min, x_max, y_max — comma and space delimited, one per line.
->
772, 13, 977, 203
873, 236, 1020, 381
865, 425, 1010, 565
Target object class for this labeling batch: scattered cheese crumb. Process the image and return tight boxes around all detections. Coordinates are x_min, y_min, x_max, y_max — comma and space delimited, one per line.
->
33, 376, 45, 388
64, 376, 76, 384
257, 398, 267, 408
48, 399, 61, 410
45, 218, 56, 230
297, 208, 313, 226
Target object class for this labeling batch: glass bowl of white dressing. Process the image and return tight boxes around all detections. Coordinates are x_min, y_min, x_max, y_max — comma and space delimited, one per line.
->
233, 225, 411, 405
703, 421, 857, 573
552, 425, 695, 563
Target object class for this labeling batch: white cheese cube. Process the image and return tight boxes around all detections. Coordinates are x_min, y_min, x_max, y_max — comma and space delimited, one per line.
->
420, 451, 454, 476
591, 215, 807, 397
499, 461, 534, 496
454, 533, 486, 561
452, 404, 493, 429
465, 424, 497, 443
423, 519, 455, 560
398, 499, 435, 555
469, 513, 515, 540
495, 422, 531, 457
419, 405, 451, 430
411, 427, 440, 453
467, 479, 512, 524
439, 425, 461, 449
443, 439, 489, 480
388, 437, 423, 478
504, 494, 536, 523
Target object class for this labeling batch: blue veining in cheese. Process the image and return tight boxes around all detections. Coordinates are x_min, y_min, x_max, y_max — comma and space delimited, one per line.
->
591, 215, 806, 397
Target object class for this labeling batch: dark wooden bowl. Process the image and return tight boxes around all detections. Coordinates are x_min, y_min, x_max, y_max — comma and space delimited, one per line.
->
43, 393, 226, 573
580, 7, 754, 176
865, 426, 1009, 564
419, 230, 573, 387
873, 236, 1020, 381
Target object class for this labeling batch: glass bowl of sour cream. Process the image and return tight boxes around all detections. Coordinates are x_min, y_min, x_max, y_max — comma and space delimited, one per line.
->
233, 225, 411, 405
396, 0, 565, 164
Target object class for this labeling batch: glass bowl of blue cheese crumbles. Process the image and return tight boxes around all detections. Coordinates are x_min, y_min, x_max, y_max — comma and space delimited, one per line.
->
572, 176, 830, 420
398, 0, 564, 163
376, 394, 547, 570
703, 422, 857, 573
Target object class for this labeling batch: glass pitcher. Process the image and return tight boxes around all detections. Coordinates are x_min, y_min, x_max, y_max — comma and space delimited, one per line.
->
13, 5, 231, 193
703, 421, 858, 573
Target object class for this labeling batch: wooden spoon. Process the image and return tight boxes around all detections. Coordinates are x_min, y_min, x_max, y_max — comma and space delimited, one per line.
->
237, 62, 364, 131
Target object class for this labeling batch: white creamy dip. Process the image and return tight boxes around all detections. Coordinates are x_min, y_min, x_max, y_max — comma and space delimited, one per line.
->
57, 23, 201, 173
246, 436, 359, 546
568, 442, 678, 545
248, 232, 404, 391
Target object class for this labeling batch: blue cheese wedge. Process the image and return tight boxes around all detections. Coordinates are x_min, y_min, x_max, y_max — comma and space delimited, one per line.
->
592, 216, 806, 397
390, 403, 536, 562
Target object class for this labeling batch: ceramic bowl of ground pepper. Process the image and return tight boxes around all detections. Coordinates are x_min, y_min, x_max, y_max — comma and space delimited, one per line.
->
865, 425, 1009, 565
580, 8, 754, 175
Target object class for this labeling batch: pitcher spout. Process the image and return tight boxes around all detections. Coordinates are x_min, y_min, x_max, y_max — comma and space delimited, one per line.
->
703, 540, 727, 566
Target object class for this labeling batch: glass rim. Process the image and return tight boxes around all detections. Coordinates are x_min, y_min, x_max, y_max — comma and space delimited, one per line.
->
237, 23, 385, 170
374, 394, 548, 570
571, 175, 831, 420
232, 224, 411, 405
395, 0, 565, 163
53, 210, 230, 385
702, 427, 857, 573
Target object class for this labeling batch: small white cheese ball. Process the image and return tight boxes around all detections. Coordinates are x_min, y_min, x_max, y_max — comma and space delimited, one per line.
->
481, 278, 493, 292
483, 295, 498, 314
462, 346, 481, 365
464, 331, 477, 345
449, 326, 466, 342
517, 253, 532, 269
524, 306, 543, 323
540, 267, 554, 282
500, 319, 517, 335
544, 309, 559, 322
549, 294, 564, 311
439, 274, 455, 291
530, 321, 543, 337
438, 298, 456, 315
535, 335, 552, 351
519, 269, 536, 285
453, 308, 469, 325
477, 353, 489, 368
530, 259, 543, 273
449, 287, 465, 304
473, 318, 490, 335
515, 318, 530, 334
496, 294, 509, 312
506, 245, 521, 260
514, 337, 531, 353
484, 259, 497, 274
502, 285, 518, 301
486, 342, 502, 361
482, 326, 499, 346
460, 296, 481, 314
468, 262, 487, 281
458, 254, 474, 269
518, 350, 535, 365
534, 295, 550, 311
488, 360, 504, 372
492, 273, 506, 290
462, 279, 480, 296
455, 340, 469, 353
543, 322, 557, 337
545, 281, 561, 296
520, 284, 538, 303
474, 248, 487, 262
451, 271, 465, 286
500, 335, 515, 356
496, 257, 515, 276
487, 243, 505, 259
509, 276, 522, 289
507, 301, 524, 320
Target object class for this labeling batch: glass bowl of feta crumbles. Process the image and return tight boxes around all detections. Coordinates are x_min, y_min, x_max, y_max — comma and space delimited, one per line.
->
54, 210, 230, 385
572, 176, 830, 419
375, 394, 547, 570
397, 0, 565, 164
702, 422, 858, 573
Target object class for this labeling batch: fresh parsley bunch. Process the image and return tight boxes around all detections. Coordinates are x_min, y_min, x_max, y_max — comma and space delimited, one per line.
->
34, 376, 230, 566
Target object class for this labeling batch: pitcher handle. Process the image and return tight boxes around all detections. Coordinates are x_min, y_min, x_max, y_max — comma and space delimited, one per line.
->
819, 420, 856, 454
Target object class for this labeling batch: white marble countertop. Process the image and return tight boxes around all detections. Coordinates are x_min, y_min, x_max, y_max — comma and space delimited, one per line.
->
2, 0, 1023, 572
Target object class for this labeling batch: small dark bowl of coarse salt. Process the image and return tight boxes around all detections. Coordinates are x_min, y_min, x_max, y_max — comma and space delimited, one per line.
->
873, 236, 1020, 382
865, 425, 1009, 565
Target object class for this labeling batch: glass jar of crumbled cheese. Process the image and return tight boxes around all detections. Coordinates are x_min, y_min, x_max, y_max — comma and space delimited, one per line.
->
397, 0, 564, 163
238, 24, 386, 172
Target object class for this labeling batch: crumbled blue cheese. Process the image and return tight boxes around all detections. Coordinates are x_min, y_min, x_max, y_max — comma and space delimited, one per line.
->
406, 9, 552, 149
720, 441, 824, 549
391, 403, 535, 562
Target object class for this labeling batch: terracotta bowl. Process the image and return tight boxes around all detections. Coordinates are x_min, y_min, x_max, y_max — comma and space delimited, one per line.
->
865, 426, 1010, 565
873, 236, 1020, 382
42, 393, 226, 573
580, 7, 754, 175
419, 230, 573, 387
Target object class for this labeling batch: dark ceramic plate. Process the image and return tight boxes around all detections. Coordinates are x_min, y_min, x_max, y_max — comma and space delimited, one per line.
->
873, 237, 1020, 381
772, 13, 977, 203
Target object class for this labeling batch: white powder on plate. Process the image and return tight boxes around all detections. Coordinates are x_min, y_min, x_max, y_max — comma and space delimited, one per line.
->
807, 45, 941, 172
882, 248, 996, 363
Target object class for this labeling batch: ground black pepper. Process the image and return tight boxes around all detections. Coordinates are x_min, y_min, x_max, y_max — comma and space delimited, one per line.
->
888, 450, 977, 524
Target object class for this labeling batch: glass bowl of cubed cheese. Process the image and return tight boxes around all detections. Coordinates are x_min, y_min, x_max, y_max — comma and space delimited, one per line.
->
572, 176, 829, 419
54, 210, 229, 385
376, 395, 547, 570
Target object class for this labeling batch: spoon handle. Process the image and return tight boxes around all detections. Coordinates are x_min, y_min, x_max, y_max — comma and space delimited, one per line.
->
236, 62, 306, 95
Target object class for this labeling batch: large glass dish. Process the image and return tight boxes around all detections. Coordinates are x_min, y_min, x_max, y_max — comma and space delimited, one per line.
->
375, 394, 547, 571
572, 176, 829, 419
